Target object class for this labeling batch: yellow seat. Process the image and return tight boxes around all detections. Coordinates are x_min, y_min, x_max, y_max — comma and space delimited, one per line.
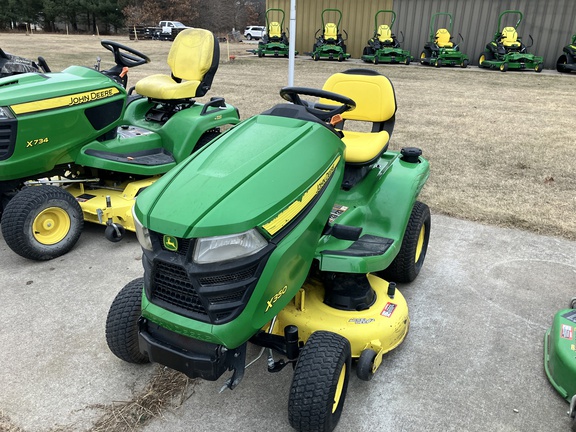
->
268, 22, 282, 39
501, 26, 521, 48
435, 28, 453, 48
324, 23, 338, 42
377, 25, 393, 44
135, 28, 218, 100
320, 70, 396, 164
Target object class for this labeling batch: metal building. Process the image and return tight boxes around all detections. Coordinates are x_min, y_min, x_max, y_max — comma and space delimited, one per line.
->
266, 0, 576, 69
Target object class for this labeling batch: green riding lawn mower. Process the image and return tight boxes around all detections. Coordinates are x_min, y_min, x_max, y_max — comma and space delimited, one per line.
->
556, 34, 576, 73
361, 10, 412, 65
106, 68, 431, 431
249, 8, 297, 58
420, 12, 469, 68
544, 297, 576, 429
309, 8, 351, 62
477, 10, 544, 73
0, 28, 240, 261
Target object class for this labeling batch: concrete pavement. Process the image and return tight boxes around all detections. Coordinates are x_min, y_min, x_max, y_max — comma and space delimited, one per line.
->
0, 214, 574, 431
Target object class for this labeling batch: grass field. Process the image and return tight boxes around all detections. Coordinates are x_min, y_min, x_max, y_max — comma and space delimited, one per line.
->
2, 32, 576, 241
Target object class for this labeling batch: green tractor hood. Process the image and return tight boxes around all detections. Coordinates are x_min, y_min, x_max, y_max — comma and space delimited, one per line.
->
135, 111, 345, 239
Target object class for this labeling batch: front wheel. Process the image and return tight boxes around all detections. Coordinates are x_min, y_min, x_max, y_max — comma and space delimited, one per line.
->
435, 58, 442, 68
288, 331, 351, 432
461, 59, 469, 68
557, 55, 568, 73
382, 201, 431, 283
1, 185, 83, 260
535, 63, 543, 73
500, 62, 509, 72
106, 278, 149, 364
356, 349, 378, 381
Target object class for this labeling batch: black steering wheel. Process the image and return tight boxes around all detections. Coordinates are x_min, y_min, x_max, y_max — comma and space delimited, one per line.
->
100, 40, 150, 69
279, 87, 355, 121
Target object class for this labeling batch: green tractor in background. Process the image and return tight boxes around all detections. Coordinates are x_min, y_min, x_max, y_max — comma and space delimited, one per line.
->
544, 297, 576, 429
0, 29, 240, 261
556, 34, 576, 73
250, 8, 297, 58
310, 8, 351, 62
478, 10, 544, 72
419, 12, 469, 68
361, 10, 412, 65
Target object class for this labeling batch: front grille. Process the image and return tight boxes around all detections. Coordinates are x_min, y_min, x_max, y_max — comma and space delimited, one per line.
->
198, 265, 258, 286
152, 261, 206, 315
147, 245, 274, 324
0, 120, 17, 161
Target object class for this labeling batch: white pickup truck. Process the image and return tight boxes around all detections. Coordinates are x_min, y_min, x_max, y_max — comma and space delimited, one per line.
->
154, 21, 191, 40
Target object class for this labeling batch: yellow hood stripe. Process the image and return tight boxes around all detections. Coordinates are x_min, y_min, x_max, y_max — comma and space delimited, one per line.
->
263, 155, 340, 235
11, 87, 121, 115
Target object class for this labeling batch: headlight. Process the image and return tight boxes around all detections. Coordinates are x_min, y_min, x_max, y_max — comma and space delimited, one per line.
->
0, 106, 14, 120
132, 207, 152, 251
193, 229, 267, 264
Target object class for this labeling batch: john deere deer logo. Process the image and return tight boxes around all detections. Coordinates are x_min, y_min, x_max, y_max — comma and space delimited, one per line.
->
163, 235, 178, 251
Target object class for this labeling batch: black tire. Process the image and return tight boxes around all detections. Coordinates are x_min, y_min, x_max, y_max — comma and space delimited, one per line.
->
500, 62, 508, 72
356, 349, 377, 381
420, 51, 427, 64
557, 55, 568, 73
338, 53, 344, 62
535, 63, 543, 73
288, 331, 351, 432
382, 201, 431, 283
314, 52, 320, 61
461, 59, 469, 68
1, 186, 83, 260
405, 57, 411, 65
373, 56, 379, 65
570, 297, 576, 309
192, 130, 221, 153
106, 278, 149, 364
258, 50, 263, 58
435, 58, 442, 68
246, 34, 252, 40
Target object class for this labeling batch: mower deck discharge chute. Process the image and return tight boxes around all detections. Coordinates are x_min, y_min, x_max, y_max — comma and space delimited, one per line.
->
310, 8, 351, 62
477, 10, 544, 72
0, 28, 240, 260
544, 297, 576, 429
106, 68, 431, 431
361, 10, 412, 65
420, 12, 469, 68
249, 8, 297, 58
556, 34, 576, 73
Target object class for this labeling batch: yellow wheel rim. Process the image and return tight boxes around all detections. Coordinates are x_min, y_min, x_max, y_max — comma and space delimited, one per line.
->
332, 364, 346, 413
32, 207, 71, 245
479, 54, 485, 65
415, 225, 425, 263
420, 52, 426, 59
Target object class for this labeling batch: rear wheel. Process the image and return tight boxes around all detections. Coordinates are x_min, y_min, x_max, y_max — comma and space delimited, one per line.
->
382, 201, 431, 283
478, 53, 487, 67
106, 278, 149, 364
557, 55, 568, 73
288, 331, 351, 432
420, 51, 427, 64
1, 186, 83, 260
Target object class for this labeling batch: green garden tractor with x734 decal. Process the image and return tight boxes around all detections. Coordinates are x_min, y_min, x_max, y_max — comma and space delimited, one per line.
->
0, 28, 240, 261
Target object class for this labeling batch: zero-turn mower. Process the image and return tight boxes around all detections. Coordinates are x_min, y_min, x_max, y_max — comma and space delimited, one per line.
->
477, 10, 544, 72
106, 68, 431, 432
0, 28, 240, 261
310, 8, 351, 62
544, 297, 576, 429
419, 12, 469, 68
250, 8, 297, 58
361, 10, 412, 65
556, 34, 576, 73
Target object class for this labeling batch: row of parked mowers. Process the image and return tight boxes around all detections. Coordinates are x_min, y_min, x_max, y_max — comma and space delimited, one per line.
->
1, 26, 574, 432
249, 8, 576, 75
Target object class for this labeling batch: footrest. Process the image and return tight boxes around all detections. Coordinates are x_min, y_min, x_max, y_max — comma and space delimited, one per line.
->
320, 235, 394, 257
84, 148, 175, 166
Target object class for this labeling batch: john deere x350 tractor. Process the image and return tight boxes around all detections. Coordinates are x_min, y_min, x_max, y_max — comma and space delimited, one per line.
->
0, 28, 240, 261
